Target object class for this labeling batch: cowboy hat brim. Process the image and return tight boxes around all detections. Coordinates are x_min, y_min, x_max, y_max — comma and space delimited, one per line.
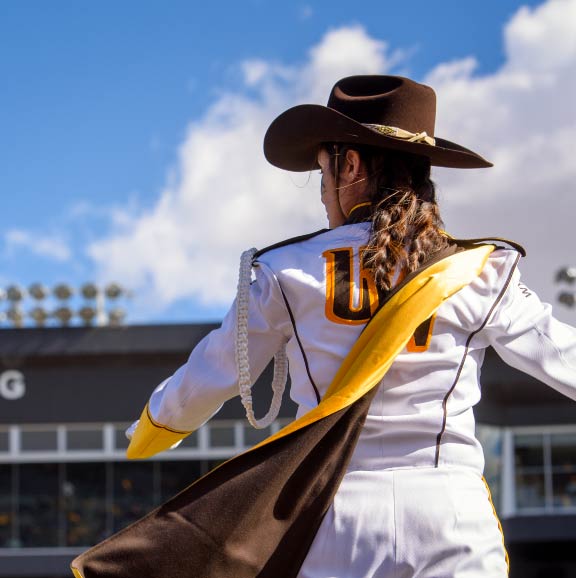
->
264, 104, 493, 171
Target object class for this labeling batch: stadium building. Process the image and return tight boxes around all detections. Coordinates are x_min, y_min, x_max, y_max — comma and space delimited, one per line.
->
1, 322, 576, 578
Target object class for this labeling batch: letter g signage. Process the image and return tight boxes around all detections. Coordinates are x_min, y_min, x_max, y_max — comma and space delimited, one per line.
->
0, 370, 26, 400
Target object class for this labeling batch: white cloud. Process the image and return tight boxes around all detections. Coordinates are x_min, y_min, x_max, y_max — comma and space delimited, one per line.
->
88, 26, 395, 309
89, 0, 576, 323
4, 229, 71, 262
505, 0, 576, 70
242, 60, 272, 87
426, 0, 576, 322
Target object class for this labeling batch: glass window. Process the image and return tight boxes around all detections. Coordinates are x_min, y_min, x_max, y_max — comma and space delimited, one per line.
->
515, 434, 547, 511
209, 424, 235, 448
18, 463, 60, 546
551, 434, 576, 509
20, 429, 58, 452
514, 432, 576, 512
64, 463, 107, 546
551, 434, 576, 469
0, 430, 9, 452
160, 461, 202, 502
0, 465, 12, 547
115, 426, 130, 450
113, 462, 156, 533
244, 425, 271, 447
515, 434, 544, 469
177, 430, 199, 449
67, 429, 103, 451
552, 472, 576, 508
275, 419, 292, 430
516, 472, 546, 509
476, 425, 502, 513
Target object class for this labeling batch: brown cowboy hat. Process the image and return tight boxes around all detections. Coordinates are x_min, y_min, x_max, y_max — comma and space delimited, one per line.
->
264, 75, 492, 171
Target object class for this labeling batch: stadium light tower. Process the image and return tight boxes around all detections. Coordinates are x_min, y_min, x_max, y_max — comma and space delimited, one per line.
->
556, 266, 576, 308
0, 282, 131, 329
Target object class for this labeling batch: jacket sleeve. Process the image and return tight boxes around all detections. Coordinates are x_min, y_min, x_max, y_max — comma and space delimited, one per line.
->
126, 262, 292, 459
484, 265, 576, 401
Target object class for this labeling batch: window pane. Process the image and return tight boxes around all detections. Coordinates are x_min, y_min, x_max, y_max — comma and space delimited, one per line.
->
115, 426, 130, 450
515, 434, 544, 469
209, 425, 235, 448
516, 472, 546, 509
551, 434, 576, 469
18, 463, 60, 546
0, 465, 12, 546
64, 463, 107, 546
20, 429, 58, 452
67, 429, 103, 451
113, 462, 155, 533
244, 425, 271, 447
552, 472, 576, 508
476, 425, 502, 513
177, 430, 199, 449
160, 461, 202, 502
0, 431, 9, 452
275, 419, 292, 429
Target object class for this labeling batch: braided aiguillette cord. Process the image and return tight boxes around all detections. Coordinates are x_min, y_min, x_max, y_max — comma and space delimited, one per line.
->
236, 248, 288, 429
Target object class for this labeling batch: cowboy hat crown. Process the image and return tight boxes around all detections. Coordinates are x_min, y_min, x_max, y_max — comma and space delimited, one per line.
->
264, 75, 492, 171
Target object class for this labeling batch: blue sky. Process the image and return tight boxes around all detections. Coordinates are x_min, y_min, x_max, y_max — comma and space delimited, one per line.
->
1, 0, 575, 325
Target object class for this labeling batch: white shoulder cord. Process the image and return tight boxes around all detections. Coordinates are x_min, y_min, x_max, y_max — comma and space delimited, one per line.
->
236, 248, 288, 429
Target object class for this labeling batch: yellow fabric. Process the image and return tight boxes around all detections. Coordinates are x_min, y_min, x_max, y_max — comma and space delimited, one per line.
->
126, 404, 192, 459
70, 246, 493, 578
126, 245, 493, 461
252, 245, 494, 451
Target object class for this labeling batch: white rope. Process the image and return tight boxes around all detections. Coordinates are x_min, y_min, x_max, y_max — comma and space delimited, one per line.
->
236, 248, 288, 429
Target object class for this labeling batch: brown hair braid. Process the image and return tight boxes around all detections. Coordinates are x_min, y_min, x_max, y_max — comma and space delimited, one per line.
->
330, 145, 449, 291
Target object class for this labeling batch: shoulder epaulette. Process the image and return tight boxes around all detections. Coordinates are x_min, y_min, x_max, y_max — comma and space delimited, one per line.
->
452, 236, 526, 258
253, 228, 330, 260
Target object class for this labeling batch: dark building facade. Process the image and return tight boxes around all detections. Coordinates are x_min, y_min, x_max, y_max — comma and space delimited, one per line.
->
1, 324, 576, 577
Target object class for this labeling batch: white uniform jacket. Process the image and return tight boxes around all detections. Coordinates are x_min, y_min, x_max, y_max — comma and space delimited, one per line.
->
146, 222, 576, 474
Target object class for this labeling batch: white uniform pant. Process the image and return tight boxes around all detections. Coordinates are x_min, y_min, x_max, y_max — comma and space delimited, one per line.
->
298, 467, 508, 578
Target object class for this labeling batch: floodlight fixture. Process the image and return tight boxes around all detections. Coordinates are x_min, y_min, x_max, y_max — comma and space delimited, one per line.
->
556, 267, 576, 285
7, 306, 24, 327
2, 280, 131, 329
78, 306, 97, 326
108, 308, 126, 326
81, 282, 99, 300
29, 283, 49, 300
558, 291, 576, 308
105, 282, 124, 299
54, 283, 74, 300
53, 306, 74, 326
6, 285, 25, 302
30, 306, 50, 327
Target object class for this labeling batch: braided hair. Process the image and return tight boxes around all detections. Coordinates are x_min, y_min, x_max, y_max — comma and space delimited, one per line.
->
330, 145, 449, 291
